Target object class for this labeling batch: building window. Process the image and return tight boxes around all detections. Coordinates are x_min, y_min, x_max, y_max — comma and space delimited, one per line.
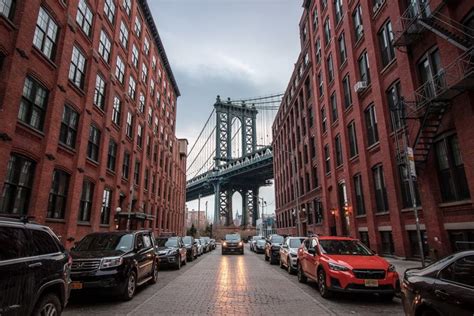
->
98, 30, 111, 63
312, 8, 318, 30
144, 168, 149, 190
359, 232, 370, 248
146, 134, 151, 157
335, 134, 343, 167
321, 106, 327, 133
18, 77, 48, 131
399, 164, 421, 208
123, 0, 131, 16
449, 230, 474, 252
78, 180, 94, 222
93, 74, 106, 110
138, 92, 145, 112
122, 151, 130, 179
112, 96, 121, 125
324, 144, 330, 174
107, 139, 117, 171
59, 104, 79, 148
100, 188, 112, 225
330, 92, 338, 123
128, 76, 136, 100
353, 174, 365, 215
358, 51, 370, 84
386, 81, 403, 130
327, 54, 334, 82
153, 143, 158, 162
372, 164, 389, 212
334, 0, 343, 24
87, 125, 101, 161
76, 0, 93, 37
148, 107, 153, 126
380, 231, 394, 255
47, 170, 69, 219
317, 71, 323, 97
104, 0, 115, 23
323, 17, 331, 46
338, 33, 347, 65
134, 160, 140, 185
131, 44, 139, 68
0, 154, 36, 215
353, 4, 364, 41
378, 20, 395, 67
0, 0, 14, 19
365, 104, 379, 146
418, 49, 442, 100
347, 121, 358, 158
115, 56, 125, 83
33, 7, 59, 60
126, 112, 133, 138
134, 16, 141, 36
315, 38, 321, 64
435, 134, 471, 202
69, 46, 87, 89
137, 124, 143, 148
144, 37, 150, 55
341, 74, 352, 109
141, 63, 148, 83
119, 20, 129, 48
407, 230, 429, 258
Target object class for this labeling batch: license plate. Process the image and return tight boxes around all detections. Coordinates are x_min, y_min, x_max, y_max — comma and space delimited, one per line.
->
70, 282, 83, 290
364, 279, 379, 287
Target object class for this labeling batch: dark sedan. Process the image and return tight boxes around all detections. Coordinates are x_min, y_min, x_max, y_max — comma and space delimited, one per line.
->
255, 239, 266, 254
401, 250, 474, 316
182, 236, 198, 261
155, 236, 187, 270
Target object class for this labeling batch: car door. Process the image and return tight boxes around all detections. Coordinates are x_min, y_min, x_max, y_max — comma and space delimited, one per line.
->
141, 233, 155, 277
134, 233, 147, 280
305, 238, 319, 280
300, 239, 310, 272
435, 255, 474, 314
280, 238, 288, 265
0, 225, 33, 316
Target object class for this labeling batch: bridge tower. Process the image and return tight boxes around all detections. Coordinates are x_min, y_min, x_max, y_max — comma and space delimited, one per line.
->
213, 96, 259, 227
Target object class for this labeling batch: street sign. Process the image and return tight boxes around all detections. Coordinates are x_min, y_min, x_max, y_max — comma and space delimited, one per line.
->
406, 147, 417, 179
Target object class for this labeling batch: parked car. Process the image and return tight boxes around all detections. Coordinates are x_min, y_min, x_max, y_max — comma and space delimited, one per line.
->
222, 233, 244, 255
264, 234, 284, 264
401, 250, 474, 316
250, 236, 265, 252
195, 239, 204, 256
209, 239, 216, 250
280, 237, 305, 274
202, 237, 212, 251
182, 236, 198, 261
70, 231, 158, 301
255, 239, 266, 254
200, 237, 211, 253
0, 216, 71, 316
297, 236, 399, 300
155, 236, 187, 270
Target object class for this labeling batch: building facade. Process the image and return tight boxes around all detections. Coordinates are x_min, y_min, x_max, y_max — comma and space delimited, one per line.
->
273, 0, 474, 259
0, 0, 187, 246
185, 209, 207, 230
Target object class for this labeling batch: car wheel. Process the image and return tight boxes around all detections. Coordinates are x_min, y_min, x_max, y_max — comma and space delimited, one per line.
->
33, 293, 62, 316
121, 271, 137, 301
183, 255, 187, 266
287, 257, 294, 274
318, 269, 333, 298
264, 252, 269, 261
188, 254, 194, 262
175, 256, 181, 270
297, 263, 307, 283
150, 263, 158, 284
279, 256, 285, 269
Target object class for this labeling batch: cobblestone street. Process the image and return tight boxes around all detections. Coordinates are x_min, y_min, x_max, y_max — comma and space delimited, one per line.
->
65, 245, 405, 316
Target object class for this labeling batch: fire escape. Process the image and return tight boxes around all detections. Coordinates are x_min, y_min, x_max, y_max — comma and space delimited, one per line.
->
393, 1, 474, 167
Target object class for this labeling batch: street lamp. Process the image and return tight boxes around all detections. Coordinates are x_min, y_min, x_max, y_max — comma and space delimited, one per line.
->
276, 148, 302, 236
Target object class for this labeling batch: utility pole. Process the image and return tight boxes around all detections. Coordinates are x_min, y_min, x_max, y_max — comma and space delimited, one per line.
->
197, 194, 202, 232
205, 201, 208, 227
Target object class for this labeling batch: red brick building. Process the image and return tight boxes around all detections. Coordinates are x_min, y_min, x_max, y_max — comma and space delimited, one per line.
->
273, 0, 474, 259
0, 0, 187, 246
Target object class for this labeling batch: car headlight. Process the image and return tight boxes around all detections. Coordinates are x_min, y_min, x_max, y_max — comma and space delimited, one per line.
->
223, 242, 227, 247
100, 257, 123, 269
238, 242, 243, 246
168, 249, 178, 255
328, 262, 349, 271
388, 264, 396, 272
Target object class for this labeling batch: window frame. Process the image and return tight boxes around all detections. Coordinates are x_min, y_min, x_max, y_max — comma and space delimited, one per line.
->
47, 169, 70, 219
33, 7, 59, 60
18, 76, 49, 131
69, 46, 87, 89
59, 104, 79, 148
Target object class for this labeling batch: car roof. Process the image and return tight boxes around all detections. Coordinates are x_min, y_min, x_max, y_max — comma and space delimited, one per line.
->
316, 236, 356, 241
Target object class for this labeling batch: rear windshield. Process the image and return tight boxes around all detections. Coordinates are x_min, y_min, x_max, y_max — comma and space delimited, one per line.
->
289, 238, 305, 248
75, 234, 133, 252
271, 235, 284, 243
225, 234, 241, 241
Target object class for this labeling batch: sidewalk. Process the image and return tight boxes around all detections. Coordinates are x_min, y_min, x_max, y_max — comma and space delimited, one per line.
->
384, 257, 423, 276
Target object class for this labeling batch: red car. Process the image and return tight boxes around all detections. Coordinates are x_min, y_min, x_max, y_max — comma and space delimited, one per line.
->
297, 236, 399, 300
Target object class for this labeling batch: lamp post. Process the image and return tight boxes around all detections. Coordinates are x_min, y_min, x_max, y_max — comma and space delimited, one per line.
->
276, 148, 302, 236
126, 185, 133, 231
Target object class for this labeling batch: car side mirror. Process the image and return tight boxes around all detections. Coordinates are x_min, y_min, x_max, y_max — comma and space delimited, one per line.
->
308, 247, 316, 255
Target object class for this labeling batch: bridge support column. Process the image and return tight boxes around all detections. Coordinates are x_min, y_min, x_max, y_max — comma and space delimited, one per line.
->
252, 188, 259, 227
213, 182, 221, 226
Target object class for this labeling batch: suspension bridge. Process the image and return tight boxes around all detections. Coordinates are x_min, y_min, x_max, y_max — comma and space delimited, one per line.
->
186, 93, 282, 227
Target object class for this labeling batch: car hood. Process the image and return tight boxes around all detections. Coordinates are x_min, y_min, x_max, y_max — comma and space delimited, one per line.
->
326, 254, 389, 269
156, 246, 177, 253
71, 249, 127, 259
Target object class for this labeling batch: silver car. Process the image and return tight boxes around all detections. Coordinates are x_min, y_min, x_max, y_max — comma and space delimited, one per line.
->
279, 237, 305, 274
250, 236, 265, 252
195, 238, 204, 256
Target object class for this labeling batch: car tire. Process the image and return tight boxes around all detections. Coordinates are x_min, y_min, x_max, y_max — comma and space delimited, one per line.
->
318, 269, 333, 299
188, 254, 194, 262
183, 255, 187, 266
150, 263, 158, 284
297, 263, 307, 283
33, 293, 62, 316
287, 257, 294, 274
264, 252, 269, 261
175, 256, 181, 270
121, 271, 137, 301
279, 256, 285, 269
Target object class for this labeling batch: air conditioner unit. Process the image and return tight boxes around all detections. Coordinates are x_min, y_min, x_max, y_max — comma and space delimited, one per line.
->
354, 81, 368, 93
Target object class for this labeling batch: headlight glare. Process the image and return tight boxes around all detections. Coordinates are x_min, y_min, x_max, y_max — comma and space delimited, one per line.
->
328, 262, 349, 271
100, 257, 123, 269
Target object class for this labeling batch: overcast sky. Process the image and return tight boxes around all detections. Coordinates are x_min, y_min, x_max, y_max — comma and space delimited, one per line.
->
149, 0, 303, 221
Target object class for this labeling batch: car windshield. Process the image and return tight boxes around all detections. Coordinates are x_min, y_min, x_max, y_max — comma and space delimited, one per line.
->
182, 236, 192, 245
319, 239, 373, 256
271, 235, 284, 243
257, 240, 266, 245
253, 236, 264, 241
156, 238, 178, 247
289, 238, 305, 248
75, 234, 134, 252
225, 234, 240, 241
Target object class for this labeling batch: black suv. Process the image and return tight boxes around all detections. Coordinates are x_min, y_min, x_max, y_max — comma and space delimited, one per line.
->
155, 236, 187, 269
222, 233, 244, 255
182, 236, 198, 261
264, 234, 284, 264
0, 217, 71, 316
70, 231, 158, 300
